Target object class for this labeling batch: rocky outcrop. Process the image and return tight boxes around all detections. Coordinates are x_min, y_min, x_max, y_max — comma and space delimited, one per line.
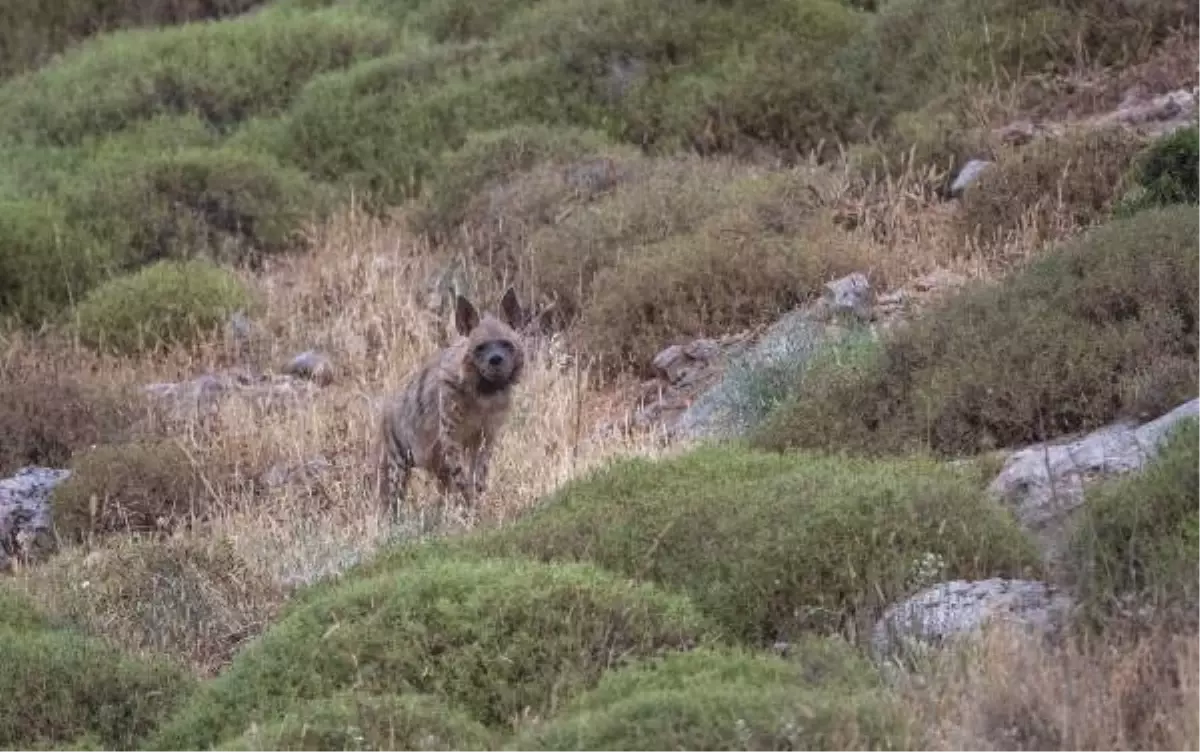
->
0, 467, 70, 570
143, 368, 323, 422
871, 578, 1074, 661
987, 398, 1199, 564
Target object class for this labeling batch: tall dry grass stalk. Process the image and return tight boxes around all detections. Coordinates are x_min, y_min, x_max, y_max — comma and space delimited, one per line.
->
904, 624, 1200, 751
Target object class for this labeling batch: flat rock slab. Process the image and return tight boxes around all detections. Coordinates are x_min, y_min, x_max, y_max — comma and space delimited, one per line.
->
871, 578, 1074, 661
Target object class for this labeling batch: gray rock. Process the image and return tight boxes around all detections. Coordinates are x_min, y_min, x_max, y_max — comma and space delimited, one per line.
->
987, 398, 1199, 563
144, 368, 320, 422
282, 350, 335, 387
949, 159, 993, 197
822, 272, 873, 323
871, 578, 1074, 661
0, 467, 71, 570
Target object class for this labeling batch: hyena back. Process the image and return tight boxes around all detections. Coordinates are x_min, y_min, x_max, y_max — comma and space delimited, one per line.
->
376, 287, 525, 520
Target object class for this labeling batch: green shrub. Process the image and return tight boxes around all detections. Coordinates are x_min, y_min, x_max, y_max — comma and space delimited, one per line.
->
0, 0, 266, 79
1069, 418, 1199, 627
497, 0, 865, 156
51, 439, 210, 541
410, 0, 538, 42
266, 49, 596, 206
61, 145, 333, 268
0, 6, 395, 145
1118, 125, 1200, 214
834, 0, 1194, 143
509, 643, 913, 750
150, 554, 713, 750
0, 197, 111, 325
217, 692, 498, 751
578, 177, 867, 374
0, 623, 194, 750
472, 445, 1039, 644
415, 124, 614, 238
73, 259, 252, 355
958, 127, 1143, 248
561, 640, 882, 713
753, 205, 1200, 456
24, 537, 283, 675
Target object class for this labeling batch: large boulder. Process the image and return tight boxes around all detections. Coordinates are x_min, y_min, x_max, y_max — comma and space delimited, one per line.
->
987, 398, 1199, 564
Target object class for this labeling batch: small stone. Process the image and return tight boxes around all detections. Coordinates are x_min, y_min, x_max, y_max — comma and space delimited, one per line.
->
949, 159, 993, 197
282, 351, 335, 387
823, 272, 873, 322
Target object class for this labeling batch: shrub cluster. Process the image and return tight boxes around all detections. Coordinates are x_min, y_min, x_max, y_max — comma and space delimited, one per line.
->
150, 553, 713, 749
753, 205, 1199, 456
473, 444, 1039, 644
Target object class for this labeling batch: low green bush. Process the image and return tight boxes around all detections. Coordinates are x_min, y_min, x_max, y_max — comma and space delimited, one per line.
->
522, 156, 765, 323
0, 623, 194, 750
61, 145, 333, 269
753, 205, 1199, 456
0, 0, 265, 79
1117, 125, 1200, 215
1069, 418, 1199, 627
265, 48, 602, 206
473, 445, 1039, 644
0, 6, 395, 145
217, 692, 497, 751
150, 554, 713, 750
509, 643, 914, 750
72, 259, 252, 355
0, 197, 110, 325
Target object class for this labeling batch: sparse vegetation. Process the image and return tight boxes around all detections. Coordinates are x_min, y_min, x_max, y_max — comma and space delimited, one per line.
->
18, 537, 284, 675
3, 0, 1197, 749
957, 127, 1143, 250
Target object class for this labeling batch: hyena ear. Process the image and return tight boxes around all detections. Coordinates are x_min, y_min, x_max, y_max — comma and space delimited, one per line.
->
454, 294, 480, 336
499, 287, 524, 330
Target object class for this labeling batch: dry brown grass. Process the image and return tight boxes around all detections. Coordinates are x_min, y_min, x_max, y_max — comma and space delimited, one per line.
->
7, 203, 670, 672
905, 624, 1200, 751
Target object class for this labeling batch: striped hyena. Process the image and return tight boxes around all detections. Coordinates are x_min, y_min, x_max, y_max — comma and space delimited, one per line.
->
376, 288, 525, 521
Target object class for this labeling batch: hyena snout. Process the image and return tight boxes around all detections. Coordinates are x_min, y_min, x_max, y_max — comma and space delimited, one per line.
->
473, 340, 519, 384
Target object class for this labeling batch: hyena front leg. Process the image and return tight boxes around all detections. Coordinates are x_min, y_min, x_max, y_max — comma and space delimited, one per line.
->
377, 439, 413, 522
468, 437, 497, 500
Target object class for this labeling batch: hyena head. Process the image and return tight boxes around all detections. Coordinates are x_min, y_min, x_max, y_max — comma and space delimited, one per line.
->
455, 287, 525, 395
